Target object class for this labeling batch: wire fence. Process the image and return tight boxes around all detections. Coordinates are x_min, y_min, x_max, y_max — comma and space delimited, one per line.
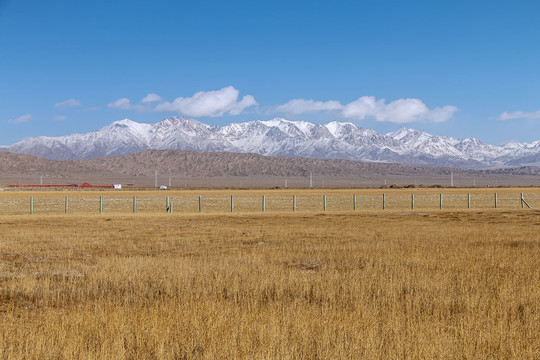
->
0, 191, 537, 215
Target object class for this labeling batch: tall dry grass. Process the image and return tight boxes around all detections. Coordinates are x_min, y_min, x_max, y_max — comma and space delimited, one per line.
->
0, 210, 539, 358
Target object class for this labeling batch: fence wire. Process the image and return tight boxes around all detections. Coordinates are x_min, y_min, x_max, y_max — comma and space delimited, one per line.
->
0, 191, 537, 215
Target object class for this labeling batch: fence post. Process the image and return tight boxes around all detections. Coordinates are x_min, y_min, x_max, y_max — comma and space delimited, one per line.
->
30, 196, 34, 215
494, 193, 497, 209
65, 196, 69, 214
439, 193, 443, 209
293, 195, 296, 211
199, 195, 202, 213
166, 196, 170, 213
133, 196, 137, 213
467, 193, 470, 209
323, 195, 327, 211
100, 196, 103, 214
411, 193, 414, 210
521, 193, 531, 208
231, 195, 234, 212
353, 194, 357, 211
382, 193, 386, 210
262, 195, 266, 212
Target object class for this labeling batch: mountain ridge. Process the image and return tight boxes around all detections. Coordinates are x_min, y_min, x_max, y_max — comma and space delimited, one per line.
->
1, 116, 539, 169
1, 149, 538, 180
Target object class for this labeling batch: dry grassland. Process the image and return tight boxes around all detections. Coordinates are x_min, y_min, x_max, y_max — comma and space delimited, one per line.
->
0, 205, 539, 359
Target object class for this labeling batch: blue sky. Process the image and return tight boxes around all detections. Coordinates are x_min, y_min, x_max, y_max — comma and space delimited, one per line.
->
1, 0, 539, 146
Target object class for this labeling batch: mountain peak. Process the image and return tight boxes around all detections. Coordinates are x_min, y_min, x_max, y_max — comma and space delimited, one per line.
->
109, 118, 137, 127
324, 120, 358, 137
386, 127, 415, 140
260, 118, 314, 135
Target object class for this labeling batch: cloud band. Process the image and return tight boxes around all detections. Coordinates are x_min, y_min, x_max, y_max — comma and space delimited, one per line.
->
276, 96, 457, 123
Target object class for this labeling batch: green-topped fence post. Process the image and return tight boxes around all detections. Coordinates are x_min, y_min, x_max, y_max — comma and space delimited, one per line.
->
323, 195, 327, 211
411, 193, 415, 210
65, 196, 69, 214
382, 193, 386, 210
199, 195, 202, 213
494, 193, 497, 208
30, 196, 34, 215
353, 194, 357, 211
231, 195, 234, 212
467, 193, 470, 209
133, 196, 137, 213
262, 195, 266, 212
293, 195, 296, 211
100, 196, 103, 214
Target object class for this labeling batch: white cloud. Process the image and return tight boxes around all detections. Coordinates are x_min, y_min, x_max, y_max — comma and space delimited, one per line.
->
228, 94, 257, 115
376, 98, 428, 123
8, 114, 32, 124
106, 90, 455, 123
154, 86, 257, 117
276, 96, 457, 123
276, 99, 343, 114
341, 96, 385, 120
141, 93, 162, 103
54, 99, 81, 108
54, 115, 67, 122
343, 97, 457, 123
497, 110, 540, 121
422, 105, 459, 123
108, 98, 132, 110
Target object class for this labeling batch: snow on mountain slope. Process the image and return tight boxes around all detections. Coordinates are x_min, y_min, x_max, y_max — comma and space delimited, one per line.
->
261, 118, 314, 135
1, 117, 539, 168
386, 127, 518, 163
147, 117, 237, 152
387, 127, 461, 157
7, 119, 153, 160
454, 138, 506, 161
330, 122, 403, 152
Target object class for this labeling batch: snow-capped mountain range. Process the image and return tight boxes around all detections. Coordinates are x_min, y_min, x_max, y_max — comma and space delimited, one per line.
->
1, 116, 539, 169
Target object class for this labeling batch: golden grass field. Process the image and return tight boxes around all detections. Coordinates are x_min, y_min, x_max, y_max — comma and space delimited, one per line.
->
0, 189, 539, 359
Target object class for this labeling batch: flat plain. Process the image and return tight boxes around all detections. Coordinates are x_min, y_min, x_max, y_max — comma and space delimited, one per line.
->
0, 189, 539, 359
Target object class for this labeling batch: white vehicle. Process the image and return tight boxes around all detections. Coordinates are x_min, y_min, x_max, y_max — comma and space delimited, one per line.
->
158, 185, 167, 190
